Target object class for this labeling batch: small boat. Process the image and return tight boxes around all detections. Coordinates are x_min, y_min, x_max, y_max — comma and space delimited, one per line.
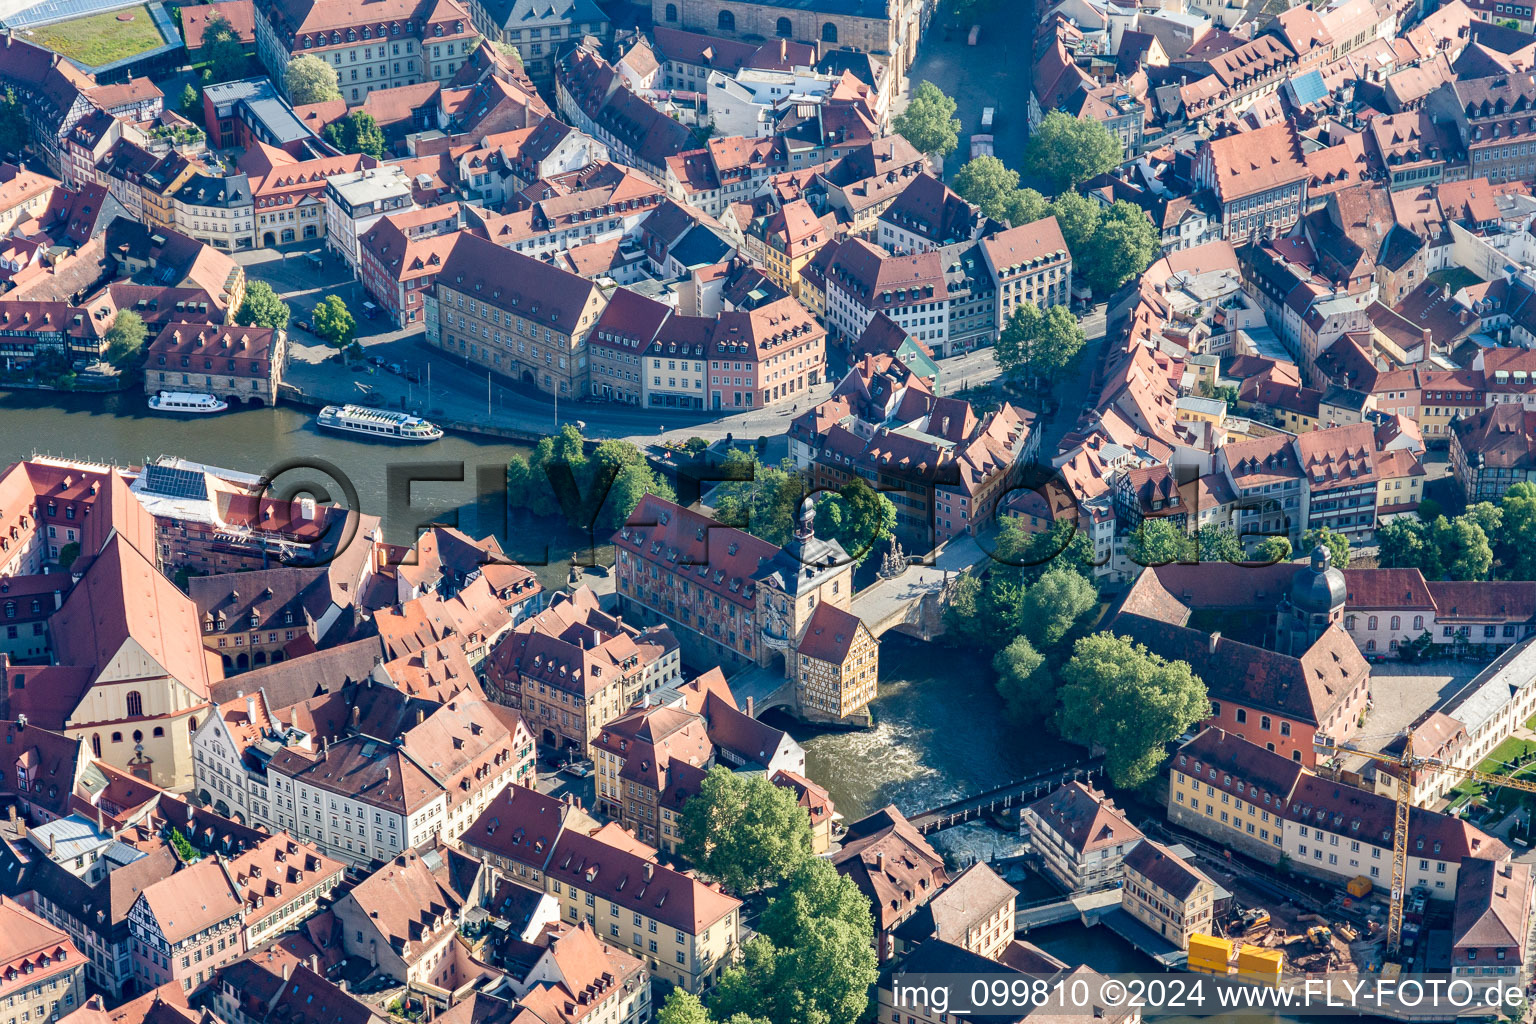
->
149, 391, 229, 414
316, 404, 443, 442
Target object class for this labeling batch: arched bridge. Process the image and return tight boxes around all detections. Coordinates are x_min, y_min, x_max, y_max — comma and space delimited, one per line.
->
908, 757, 1104, 835
849, 534, 985, 641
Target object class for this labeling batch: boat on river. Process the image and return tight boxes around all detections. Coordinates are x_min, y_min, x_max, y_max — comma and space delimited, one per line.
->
148, 391, 229, 414
316, 404, 443, 442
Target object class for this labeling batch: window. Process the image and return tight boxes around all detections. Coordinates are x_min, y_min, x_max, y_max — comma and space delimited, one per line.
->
776, 15, 791, 34
718, 10, 735, 30
665, 3, 677, 21
126, 691, 143, 718
1235, 708, 1247, 724
821, 21, 838, 42
1261, 715, 1271, 731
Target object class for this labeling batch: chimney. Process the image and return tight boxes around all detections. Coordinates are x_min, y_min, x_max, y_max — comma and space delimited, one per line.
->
875, 851, 884, 871
746, 696, 755, 718
643, 862, 654, 881
246, 695, 258, 723
309, 955, 319, 974
1209, 631, 1221, 654
282, 964, 291, 981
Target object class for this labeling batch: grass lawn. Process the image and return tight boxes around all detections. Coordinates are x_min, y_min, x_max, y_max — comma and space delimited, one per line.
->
1446, 736, 1536, 804
1426, 266, 1484, 294
30, 5, 163, 67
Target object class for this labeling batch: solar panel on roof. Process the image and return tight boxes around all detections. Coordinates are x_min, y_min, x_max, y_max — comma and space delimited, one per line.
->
142, 464, 208, 501
1288, 70, 1328, 107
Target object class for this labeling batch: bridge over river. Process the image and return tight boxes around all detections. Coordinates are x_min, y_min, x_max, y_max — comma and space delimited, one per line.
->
907, 757, 1105, 834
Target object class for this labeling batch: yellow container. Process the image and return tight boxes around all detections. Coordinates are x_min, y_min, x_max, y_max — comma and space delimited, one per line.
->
1237, 947, 1284, 972
1189, 934, 1234, 963
1347, 876, 1372, 898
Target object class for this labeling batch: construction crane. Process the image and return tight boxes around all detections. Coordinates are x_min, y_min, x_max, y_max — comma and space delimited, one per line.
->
1313, 739, 1536, 961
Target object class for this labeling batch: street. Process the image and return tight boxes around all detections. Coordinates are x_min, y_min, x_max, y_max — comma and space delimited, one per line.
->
239, 242, 1110, 448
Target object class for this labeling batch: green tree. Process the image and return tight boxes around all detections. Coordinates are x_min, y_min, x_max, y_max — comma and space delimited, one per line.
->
324, 110, 386, 158
1081, 200, 1160, 294
679, 767, 813, 894
1463, 501, 1504, 541
1500, 482, 1536, 579
508, 425, 585, 518
710, 926, 875, 1024
1128, 518, 1193, 566
941, 568, 1024, 654
657, 992, 712, 1024
1047, 189, 1102, 256
180, 83, 201, 118
57, 541, 80, 569
993, 635, 1050, 718
817, 476, 896, 564
892, 81, 960, 159
103, 310, 147, 368
1023, 111, 1123, 193
234, 281, 292, 331
710, 449, 805, 546
1197, 524, 1244, 564
995, 302, 1084, 386
1058, 632, 1209, 788
1003, 187, 1051, 228
507, 428, 671, 531
1253, 535, 1293, 564
0, 89, 29, 159
202, 14, 249, 83
286, 54, 342, 104
757, 856, 873, 949
1018, 566, 1096, 649
952, 155, 1019, 220
587, 438, 674, 532
311, 294, 355, 349
1427, 514, 1493, 581
1300, 527, 1350, 569
1376, 517, 1428, 570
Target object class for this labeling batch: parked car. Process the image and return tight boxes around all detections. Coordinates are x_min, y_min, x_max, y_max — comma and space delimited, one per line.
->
561, 761, 593, 778
297, 321, 312, 332
387, 362, 402, 375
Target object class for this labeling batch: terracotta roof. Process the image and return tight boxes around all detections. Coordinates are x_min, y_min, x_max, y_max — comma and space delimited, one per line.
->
181, 1, 256, 49
1025, 781, 1142, 858
832, 805, 948, 931
0, 895, 81, 998
1204, 122, 1309, 203
546, 828, 739, 933
795, 601, 866, 663
136, 855, 241, 944
1453, 859, 1532, 954
1123, 839, 1212, 901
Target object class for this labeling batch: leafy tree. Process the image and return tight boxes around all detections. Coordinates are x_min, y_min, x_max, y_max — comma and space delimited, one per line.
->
657, 992, 712, 1024
816, 476, 896, 564
324, 111, 386, 158
286, 54, 342, 104
952, 155, 1019, 220
57, 541, 80, 569
1023, 111, 1123, 193
1081, 200, 1160, 294
892, 80, 960, 159
1253, 535, 1293, 564
311, 294, 355, 349
995, 302, 1084, 386
234, 281, 291, 330
1427, 514, 1492, 581
507, 427, 671, 531
201, 14, 249, 83
710, 929, 874, 1024
1058, 632, 1209, 788
757, 856, 873, 949
180, 83, 201, 118
993, 635, 1050, 718
0, 89, 29, 159
1018, 566, 1096, 649
679, 767, 813, 894
103, 310, 147, 368
710, 449, 805, 547
1128, 518, 1193, 566
1500, 482, 1536, 579
1003, 187, 1052, 227
1376, 518, 1428, 570
1462, 501, 1504, 540
1047, 189, 1101, 256
1300, 527, 1350, 569
1197, 524, 1244, 564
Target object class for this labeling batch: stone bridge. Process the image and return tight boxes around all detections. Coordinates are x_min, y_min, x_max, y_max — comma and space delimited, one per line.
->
849, 533, 985, 640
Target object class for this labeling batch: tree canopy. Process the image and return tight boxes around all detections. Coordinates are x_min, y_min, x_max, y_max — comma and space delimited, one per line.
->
709, 449, 806, 547
892, 81, 960, 158
993, 635, 1050, 719
994, 302, 1085, 386
1300, 527, 1350, 569
507, 426, 673, 533
952, 155, 1020, 221
286, 54, 341, 104
1253, 535, 1293, 564
679, 767, 814, 895
1128, 518, 1194, 567
1018, 565, 1097, 649
324, 111, 386, 158
1058, 632, 1209, 787
201, 14, 249, 83
235, 281, 292, 331
1023, 111, 1123, 193
816, 476, 896, 564
0, 89, 28, 160
311, 294, 355, 349
103, 310, 147, 368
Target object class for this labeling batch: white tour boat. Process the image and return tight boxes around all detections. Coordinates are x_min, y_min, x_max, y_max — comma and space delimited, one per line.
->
148, 391, 229, 414
316, 404, 444, 442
